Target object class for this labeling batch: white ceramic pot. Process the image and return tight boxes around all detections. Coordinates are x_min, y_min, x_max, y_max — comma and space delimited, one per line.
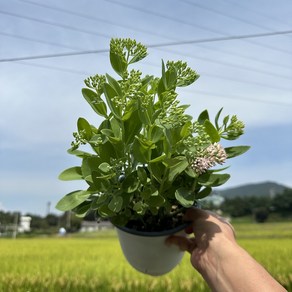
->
115, 224, 186, 276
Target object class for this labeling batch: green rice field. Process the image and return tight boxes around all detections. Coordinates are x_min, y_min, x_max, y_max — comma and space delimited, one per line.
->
0, 221, 292, 292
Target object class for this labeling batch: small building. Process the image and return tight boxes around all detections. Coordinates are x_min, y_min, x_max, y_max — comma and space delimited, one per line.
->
18, 216, 32, 233
80, 220, 114, 232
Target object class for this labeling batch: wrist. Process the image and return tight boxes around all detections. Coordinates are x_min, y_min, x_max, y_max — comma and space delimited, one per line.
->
194, 237, 241, 291
196, 238, 286, 292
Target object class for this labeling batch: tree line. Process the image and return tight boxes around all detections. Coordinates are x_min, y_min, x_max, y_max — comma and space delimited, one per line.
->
1, 188, 291, 235
219, 188, 292, 222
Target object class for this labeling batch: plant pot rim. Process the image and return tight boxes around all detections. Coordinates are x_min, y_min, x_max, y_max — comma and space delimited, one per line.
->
114, 222, 189, 237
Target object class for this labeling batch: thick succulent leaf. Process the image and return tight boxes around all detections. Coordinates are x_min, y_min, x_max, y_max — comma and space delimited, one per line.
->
110, 52, 127, 77
122, 172, 140, 193
56, 190, 91, 211
82, 88, 107, 117
77, 117, 92, 140
196, 187, 212, 199
137, 166, 148, 184
164, 156, 189, 183
225, 146, 250, 158
175, 187, 195, 207
106, 74, 123, 97
215, 107, 224, 129
103, 83, 121, 119
148, 194, 165, 207
72, 201, 92, 217
198, 109, 209, 125
59, 167, 83, 181
198, 173, 230, 187
204, 120, 220, 143
108, 196, 123, 213
124, 110, 142, 145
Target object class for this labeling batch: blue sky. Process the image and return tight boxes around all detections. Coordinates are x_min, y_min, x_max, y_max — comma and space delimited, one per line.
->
0, 0, 291, 215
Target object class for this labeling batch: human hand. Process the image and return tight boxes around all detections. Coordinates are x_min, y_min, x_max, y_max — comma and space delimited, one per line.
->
166, 208, 236, 272
166, 208, 286, 292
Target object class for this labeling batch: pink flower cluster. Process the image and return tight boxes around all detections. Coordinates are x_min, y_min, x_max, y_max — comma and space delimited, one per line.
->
191, 143, 227, 175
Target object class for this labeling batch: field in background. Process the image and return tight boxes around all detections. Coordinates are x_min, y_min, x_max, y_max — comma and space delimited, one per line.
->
0, 222, 292, 292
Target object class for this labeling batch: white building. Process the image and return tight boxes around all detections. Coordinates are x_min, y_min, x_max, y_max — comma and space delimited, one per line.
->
18, 216, 32, 233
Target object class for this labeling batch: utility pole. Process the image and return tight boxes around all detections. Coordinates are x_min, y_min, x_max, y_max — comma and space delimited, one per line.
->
47, 201, 51, 215
12, 212, 19, 239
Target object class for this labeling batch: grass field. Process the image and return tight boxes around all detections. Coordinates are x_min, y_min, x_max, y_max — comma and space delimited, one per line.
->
0, 221, 292, 292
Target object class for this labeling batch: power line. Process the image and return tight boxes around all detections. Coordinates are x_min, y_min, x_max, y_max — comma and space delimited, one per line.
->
153, 46, 291, 80
8, 0, 290, 71
188, 89, 292, 107
15, 60, 91, 75
1, 29, 292, 63
181, 0, 290, 33
104, 0, 223, 36
16, 0, 178, 42
105, 0, 292, 55
12, 53, 291, 93
0, 9, 112, 39
219, 0, 292, 28
9, 60, 292, 107
0, 31, 84, 50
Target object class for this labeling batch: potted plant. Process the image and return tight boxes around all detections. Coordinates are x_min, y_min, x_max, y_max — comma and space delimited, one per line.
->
56, 38, 249, 275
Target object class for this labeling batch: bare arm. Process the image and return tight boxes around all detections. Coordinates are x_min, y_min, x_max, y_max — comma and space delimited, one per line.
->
167, 208, 286, 292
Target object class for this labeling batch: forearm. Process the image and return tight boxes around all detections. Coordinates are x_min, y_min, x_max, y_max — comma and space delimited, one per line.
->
198, 239, 286, 292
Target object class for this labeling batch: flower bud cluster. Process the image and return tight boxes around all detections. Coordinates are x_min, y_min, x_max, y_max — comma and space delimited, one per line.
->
191, 143, 227, 174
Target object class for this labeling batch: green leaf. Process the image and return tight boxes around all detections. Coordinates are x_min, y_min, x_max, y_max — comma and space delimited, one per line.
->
215, 107, 223, 129
72, 201, 92, 217
180, 121, 192, 138
141, 186, 157, 200
133, 201, 147, 215
98, 204, 115, 218
77, 117, 92, 140
148, 194, 165, 207
58, 167, 83, 181
67, 148, 93, 158
99, 141, 117, 162
82, 88, 107, 117
110, 52, 127, 77
198, 173, 230, 187
106, 74, 122, 97
149, 153, 166, 163
175, 188, 195, 207
110, 117, 121, 138
132, 137, 151, 163
122, 172, 140, 193
103, 83, 121, 119
91, 193, 110, 209
56, 190, 91, 211
101, 129, 114, 137
124, 110, 142, 145
148, 162, 165, 184
198, 110, 209, 125
137, 166, 148, 184
150, 125, 164, 143
108, 196, 123, 213
225, 146, 250, 158
196, 187, 212, 199
81, 156, 102, 179
164, 156, 189, 183
138, 107, 151, 125
204, 120, 220, 143
165, 67, 177, 90
98, 162, 111, 173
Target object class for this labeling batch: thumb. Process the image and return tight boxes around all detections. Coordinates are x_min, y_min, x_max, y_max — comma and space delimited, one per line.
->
166, 235, 196, 253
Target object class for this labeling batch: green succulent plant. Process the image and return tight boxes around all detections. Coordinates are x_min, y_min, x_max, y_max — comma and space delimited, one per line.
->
56, 38, 249, 229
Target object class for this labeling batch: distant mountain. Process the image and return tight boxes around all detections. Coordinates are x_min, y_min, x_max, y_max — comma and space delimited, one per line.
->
217, 181, 288, 199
